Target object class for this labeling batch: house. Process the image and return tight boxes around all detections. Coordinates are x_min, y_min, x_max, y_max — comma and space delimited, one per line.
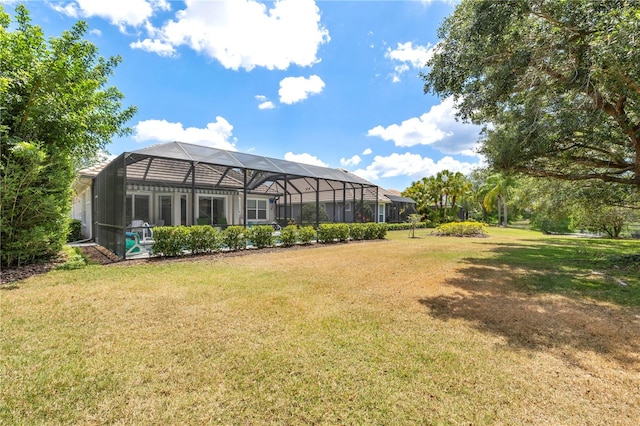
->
72, 141, 414, 259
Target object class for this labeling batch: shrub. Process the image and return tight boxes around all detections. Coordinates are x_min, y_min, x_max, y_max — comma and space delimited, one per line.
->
363, 223, 379, 240
188, 225, 222, 254
317, 223, 349, 243
247, 225, 274, 248
433, 221, 487, 237
317, 224, 338, 243
297, 226, 316, 244
1, 142, 73, 267
335, 223, 350, 242
152, 226, 190, 257
386, 221, 430, 231
67, 219, 83, 242
349, 223, 366, 241
375, 223, 388, 239
55, 246, 87, 270
222, 226, 246, 251
280, 225, 298, 247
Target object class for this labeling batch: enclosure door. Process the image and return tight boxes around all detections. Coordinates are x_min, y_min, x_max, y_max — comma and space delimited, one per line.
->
158, 195, 172, 226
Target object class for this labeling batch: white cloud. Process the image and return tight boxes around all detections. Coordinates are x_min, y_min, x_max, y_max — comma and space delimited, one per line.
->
258, 101, 276, 110
279, 75, 325, 104
385, 41, 435, 82
284, 152, 328, 167
133, 118, 237, 150
255, 95, 276, 110
367, 97, 483, 155
133, 0, 329, 71
130, 38, 176, 57
89, 28, 102, 37
362, 148, 372, 155
352, 152, 482, 182
340, 155, 361, 167
51, 0, 165, 31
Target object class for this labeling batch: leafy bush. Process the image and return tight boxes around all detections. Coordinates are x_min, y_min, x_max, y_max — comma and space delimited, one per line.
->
317, 223, 349, 243
374, 223, 388, 239
55, 246, 87, 270
67, 219, 83, 242
386, 221, 430, 231
335, 223, 350, 242
247, 225, 274, 248
317, 224, 338, 243
222, 226, 246, 251
349, 223, 366, 241
188, 225, 222, 254
1, 142, 73, 267
363, 223, 379, 240
297, 226, 316, 244
300, 203, 329, 224
152, 226, 190, 257
280, 225, 298, 247
433, 221, 487, 237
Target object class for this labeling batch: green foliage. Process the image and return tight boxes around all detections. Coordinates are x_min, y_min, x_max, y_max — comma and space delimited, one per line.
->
1, 142, 73, 267
188, 225, 222, 254
434, 221, 487, 237
67, 219, 83, 242
386, 221, 430, 231
297, 226, 316, 244
0, 4, 136, 267
152, 226, 190, 257
222, 226, 246, 251
316, 223, 354, 243
375, 223, 388, 239
349, 223, 366, 241
300, 203, 329, 224
280, 225, 298, 247
423, 0, 640, 187
54, 246, 87, 270
403, 170, 471, 223
247, 225, 274, 248
574, 206, 638, 238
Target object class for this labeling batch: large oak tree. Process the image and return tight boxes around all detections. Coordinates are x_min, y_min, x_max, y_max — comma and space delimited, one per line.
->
423, 0, 640, 187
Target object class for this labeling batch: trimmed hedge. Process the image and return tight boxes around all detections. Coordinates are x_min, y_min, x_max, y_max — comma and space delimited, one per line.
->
433, 221, 487, 237
386, 222, 430, 231
153, 226, 190, 257
150, 222, 388, 258
247, 225, 274, 248
188, 225, 222, 254
280, 225, 298, 247
297, 226, 316, 244
222, 226, 246, 251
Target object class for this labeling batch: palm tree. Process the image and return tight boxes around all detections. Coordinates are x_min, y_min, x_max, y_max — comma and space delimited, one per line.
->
481, 173, 517, 226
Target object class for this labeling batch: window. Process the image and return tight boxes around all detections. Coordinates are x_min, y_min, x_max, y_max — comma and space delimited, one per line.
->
198, 196, 225, 224
345, 202, 351, 212
247, 199, 267, 220
126, 194, 150, 224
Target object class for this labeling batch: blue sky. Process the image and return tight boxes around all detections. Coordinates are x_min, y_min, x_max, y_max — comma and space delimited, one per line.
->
6, 0, 484, 191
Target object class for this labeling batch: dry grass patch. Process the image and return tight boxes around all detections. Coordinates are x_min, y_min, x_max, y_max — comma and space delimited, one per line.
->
1, 228, 639, 424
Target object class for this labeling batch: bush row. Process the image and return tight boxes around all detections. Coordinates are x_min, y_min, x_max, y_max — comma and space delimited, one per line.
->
150, 222, 388, 257
385, 222, 431, 231
432, 221, 487, 237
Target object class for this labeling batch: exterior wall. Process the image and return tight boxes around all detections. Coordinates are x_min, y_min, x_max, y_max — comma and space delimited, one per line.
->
71, 183, 93, 239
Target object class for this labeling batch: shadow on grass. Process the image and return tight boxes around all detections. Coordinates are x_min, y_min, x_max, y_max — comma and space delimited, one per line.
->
419, 237, 640, 369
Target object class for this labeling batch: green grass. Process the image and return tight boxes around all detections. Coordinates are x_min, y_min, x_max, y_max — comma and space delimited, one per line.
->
1, 228, 639, 424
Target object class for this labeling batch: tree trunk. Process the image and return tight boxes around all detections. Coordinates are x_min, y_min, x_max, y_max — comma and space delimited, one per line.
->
503, 195, 508, 227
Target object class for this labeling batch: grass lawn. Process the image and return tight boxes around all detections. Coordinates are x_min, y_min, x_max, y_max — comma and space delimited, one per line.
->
1, 228, 639, 424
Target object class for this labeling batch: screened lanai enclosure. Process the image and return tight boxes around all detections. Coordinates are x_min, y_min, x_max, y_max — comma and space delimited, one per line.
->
87, 142, 385, 258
